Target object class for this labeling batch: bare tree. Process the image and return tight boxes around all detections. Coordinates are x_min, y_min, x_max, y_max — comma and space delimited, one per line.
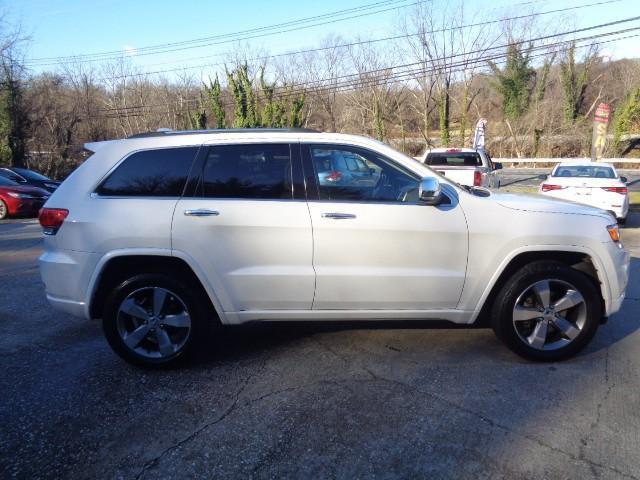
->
346, 40, 398, 141
0, 21, 29, 166
401, 0, 494, 147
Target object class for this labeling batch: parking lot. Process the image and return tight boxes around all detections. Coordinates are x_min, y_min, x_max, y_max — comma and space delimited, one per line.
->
1, 214, 639, 479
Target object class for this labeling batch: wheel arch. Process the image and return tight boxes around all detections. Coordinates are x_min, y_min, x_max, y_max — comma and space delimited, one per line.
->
472, 247, 607, 326
87, 250, 228, 323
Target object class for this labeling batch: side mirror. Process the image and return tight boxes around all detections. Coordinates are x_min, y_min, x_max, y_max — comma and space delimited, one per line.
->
620, 176, 628, 183
537, 174, 548, 180
419, 177, 442, 205
494, 162, 503, 170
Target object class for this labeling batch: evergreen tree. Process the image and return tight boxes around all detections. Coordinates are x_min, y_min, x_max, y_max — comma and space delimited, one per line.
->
559, 43, 591, 124
226, 64, 250, 127
204, 75, 226, 128
489, 43, 536, 120
259, 67, 277, 127
289, 93, 305, 128
613, 88, 640, 153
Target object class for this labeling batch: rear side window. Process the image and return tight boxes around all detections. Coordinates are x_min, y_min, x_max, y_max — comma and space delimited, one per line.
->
97, 147, 198, 197
199, 144, 292, 199
426, 152, 481, 167
552, 165, 616, 179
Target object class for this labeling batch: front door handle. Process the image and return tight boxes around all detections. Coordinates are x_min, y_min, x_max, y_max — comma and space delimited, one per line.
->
321, 212, 356, 220
184, 209, 220, 217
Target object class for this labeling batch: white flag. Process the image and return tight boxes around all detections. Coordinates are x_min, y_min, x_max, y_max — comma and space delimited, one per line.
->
473, 118, 487, 150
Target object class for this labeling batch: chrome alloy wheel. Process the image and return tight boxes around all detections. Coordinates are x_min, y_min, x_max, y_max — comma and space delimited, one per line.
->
512, 279, 587, 351
116, 287, 191, 359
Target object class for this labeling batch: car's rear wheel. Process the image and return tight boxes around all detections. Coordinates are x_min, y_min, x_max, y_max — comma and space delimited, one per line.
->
0, 199, 8, 220
491, 261, 602, 361
103, 274, 212, 368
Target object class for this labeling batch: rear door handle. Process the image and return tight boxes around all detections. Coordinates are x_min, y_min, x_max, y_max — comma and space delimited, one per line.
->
184, 209, 220, 217
321, 212, 356, 220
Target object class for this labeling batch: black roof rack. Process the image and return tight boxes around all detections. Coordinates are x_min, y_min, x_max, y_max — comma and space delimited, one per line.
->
127, 128, 319, 139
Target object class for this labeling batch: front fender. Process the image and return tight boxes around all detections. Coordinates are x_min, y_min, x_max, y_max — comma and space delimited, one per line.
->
463, 244, 611, 324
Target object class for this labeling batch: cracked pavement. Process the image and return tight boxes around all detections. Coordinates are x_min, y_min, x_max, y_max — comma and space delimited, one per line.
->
1, 214, 639, 479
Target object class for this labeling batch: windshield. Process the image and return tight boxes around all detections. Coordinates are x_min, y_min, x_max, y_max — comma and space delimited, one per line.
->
0, 176, 19, 186
426, 151, 482, 167
12, 167, 51, 181
552, 165, 616, 179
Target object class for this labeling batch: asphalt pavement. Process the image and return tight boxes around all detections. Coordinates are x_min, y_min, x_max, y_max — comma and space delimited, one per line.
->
1, 214, 640, 479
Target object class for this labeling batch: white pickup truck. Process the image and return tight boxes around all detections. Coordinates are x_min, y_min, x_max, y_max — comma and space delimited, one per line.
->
420, 147, 502, 189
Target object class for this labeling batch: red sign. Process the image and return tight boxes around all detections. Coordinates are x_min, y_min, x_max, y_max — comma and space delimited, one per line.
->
594, 103, 611, 124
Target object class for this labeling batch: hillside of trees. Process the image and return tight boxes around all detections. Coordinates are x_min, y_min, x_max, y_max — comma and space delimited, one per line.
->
2, 2, 640, 179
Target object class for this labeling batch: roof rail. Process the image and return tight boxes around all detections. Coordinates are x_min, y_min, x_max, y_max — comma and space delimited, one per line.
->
127, 127, 319, 139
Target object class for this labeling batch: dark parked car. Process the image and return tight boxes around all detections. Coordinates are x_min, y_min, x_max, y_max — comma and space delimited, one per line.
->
0, 167, 61, 193
0, 176, 50, 219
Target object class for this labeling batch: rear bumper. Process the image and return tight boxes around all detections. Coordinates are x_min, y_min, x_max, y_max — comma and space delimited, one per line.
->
39, 248, 101, 319
45, 294, 86, 317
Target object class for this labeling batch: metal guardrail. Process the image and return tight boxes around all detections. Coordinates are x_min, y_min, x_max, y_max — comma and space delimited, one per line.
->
413, 157, 640, 165
494, 158, 640, 164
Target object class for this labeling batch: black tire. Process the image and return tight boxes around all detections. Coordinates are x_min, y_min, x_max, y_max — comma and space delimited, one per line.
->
103, 273, 215, 368
618, 217, 627, 226
0, 199, 8, 220
491, 260, 602, 362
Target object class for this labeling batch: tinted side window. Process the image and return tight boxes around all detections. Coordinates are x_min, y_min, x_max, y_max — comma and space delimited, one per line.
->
97, 147, 198, 197
310, 145, 419, 203
426, 152, 481, 167
200, 144, 292, 199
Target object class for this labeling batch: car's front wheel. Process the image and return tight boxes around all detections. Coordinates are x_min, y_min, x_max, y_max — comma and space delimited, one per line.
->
0, 199, 8, 220
491, 261, 602, 361
103, 274, 211, 368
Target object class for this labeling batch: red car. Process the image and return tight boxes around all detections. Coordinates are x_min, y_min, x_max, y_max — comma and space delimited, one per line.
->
0, 176, 50, 219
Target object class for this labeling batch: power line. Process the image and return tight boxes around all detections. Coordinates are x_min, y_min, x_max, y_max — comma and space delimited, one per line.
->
237, 18, 640, 97
25, 0, 408, 63
97, 29, 637, 116
77, 0, 548, 72
91, 28, 639, 120
24, 0, 422, 66
94, 16, 640, 115
89, 0, 625, 83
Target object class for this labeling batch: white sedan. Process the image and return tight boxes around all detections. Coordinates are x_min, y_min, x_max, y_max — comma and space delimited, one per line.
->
539, 162, 629, 223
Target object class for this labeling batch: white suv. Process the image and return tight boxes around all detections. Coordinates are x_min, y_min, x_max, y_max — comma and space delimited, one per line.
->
39, 129, 630, 367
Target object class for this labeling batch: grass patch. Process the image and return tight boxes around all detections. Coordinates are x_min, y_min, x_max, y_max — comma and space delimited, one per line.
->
630, 191, 640, 211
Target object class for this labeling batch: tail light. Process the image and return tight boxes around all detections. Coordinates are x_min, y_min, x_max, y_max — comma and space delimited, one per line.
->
541, 184, 565, 192
601, 186, 628, 194
39, 208, 69, 235
473, 170, 482, 187
325, 171, 342, 182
